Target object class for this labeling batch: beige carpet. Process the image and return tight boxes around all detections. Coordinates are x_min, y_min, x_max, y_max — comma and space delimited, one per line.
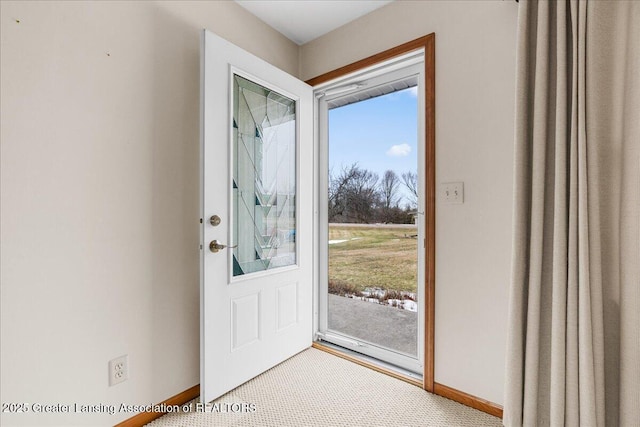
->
147, 348, 502, 427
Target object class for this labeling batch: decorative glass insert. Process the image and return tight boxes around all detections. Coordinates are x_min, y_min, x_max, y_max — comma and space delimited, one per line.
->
232, 74, 297, 276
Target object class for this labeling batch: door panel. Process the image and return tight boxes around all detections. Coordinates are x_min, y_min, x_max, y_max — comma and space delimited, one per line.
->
231, 293, 260, 350
200, 30, 313, 403
276, 282, 298, 330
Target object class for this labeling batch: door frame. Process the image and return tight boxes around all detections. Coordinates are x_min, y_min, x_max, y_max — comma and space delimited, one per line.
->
307, 34, 436, 392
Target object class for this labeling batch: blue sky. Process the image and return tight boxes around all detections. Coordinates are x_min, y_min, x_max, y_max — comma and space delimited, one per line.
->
328, 87, 418, 204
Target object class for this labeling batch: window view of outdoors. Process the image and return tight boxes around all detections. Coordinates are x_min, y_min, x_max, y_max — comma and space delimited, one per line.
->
327, 86, 419, 357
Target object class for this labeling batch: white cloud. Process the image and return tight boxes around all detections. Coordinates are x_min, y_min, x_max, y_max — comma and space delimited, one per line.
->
408, 87, 418, 97
386, 143, 412, 157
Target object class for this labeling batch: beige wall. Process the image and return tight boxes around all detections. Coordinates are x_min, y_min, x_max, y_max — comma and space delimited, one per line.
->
301, 1, 518, 405
0, 1, 297, 425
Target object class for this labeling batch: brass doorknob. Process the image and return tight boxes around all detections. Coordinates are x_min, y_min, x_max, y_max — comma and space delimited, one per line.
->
209, 240, 237, 253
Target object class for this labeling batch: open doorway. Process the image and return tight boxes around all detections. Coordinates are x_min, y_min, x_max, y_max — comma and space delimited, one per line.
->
311, 36, 435, 388
327, 84, 419, 347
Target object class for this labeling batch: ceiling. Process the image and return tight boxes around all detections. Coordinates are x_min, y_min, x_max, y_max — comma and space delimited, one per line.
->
235, 0, 394, 45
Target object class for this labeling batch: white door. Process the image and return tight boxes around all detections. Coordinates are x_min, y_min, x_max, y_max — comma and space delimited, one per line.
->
200, 30, 313, 403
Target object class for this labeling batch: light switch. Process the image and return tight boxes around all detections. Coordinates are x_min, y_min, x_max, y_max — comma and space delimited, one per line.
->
442, 182, 464, 204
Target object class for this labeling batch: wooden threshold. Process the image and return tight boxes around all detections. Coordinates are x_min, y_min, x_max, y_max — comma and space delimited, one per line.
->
434, 382, 503, 419
113, 384, 199, 427
312, 342, 423, 388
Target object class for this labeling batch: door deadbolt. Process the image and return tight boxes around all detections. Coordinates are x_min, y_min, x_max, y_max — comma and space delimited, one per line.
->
209, 215, 221, 226
209, 240, 237, 253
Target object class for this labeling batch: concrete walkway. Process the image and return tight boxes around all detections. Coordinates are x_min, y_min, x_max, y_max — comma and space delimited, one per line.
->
327, 294, 417, 356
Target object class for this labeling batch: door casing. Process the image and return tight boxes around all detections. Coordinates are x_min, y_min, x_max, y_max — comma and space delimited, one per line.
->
308, 34, 436, 391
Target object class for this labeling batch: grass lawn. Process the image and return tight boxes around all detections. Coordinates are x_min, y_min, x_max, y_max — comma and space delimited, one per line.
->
328, 224, 418, 294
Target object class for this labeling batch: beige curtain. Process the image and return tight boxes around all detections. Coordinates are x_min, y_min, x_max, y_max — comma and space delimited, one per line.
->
504, 1, 639, 426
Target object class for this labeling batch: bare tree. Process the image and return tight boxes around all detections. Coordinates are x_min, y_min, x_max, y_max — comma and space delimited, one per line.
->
380, 170, 401, 210
401, 171, 418, 207
328, 163, 379, 223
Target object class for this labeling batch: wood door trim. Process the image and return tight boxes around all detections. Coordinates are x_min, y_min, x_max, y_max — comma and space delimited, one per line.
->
306, 35, 434, 87
423, 33, 436, 395
306, 33, 436, 393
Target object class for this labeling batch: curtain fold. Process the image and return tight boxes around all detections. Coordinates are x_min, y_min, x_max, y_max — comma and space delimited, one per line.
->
504, 1, 639, 426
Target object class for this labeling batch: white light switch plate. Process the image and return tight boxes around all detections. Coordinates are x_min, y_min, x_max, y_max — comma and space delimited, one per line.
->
442, 182, 464, 204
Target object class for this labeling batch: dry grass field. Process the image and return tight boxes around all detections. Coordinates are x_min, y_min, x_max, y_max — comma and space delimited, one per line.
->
328, 224, 418, 294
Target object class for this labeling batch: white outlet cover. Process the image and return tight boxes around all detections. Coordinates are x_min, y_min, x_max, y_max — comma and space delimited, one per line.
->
109, 355, 128, 386
442, 182, 464, 204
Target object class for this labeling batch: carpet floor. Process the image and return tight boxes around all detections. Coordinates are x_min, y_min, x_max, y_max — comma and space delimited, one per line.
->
147, 348, 502, 427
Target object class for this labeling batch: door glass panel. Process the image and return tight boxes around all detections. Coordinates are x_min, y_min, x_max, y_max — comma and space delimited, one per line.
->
232, 74, 296, 276
327, 87, 418, 357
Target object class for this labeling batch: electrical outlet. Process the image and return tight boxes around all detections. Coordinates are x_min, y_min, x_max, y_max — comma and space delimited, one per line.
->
442, 182, 464, 204
109, 355, 128, 386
